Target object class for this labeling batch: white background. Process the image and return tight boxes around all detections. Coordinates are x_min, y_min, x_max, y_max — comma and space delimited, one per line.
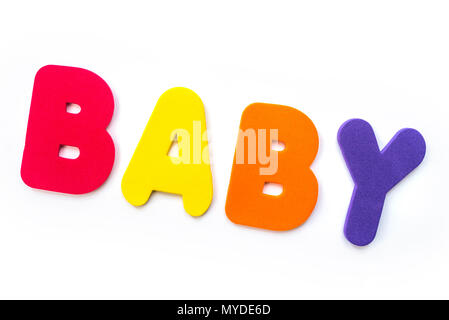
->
0, 0, 447, 299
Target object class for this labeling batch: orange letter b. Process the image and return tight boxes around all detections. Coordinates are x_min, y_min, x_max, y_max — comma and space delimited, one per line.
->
225, 103, 319, 231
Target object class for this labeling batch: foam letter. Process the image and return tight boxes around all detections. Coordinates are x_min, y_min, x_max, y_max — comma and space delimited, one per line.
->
121, 87, 213, 216
338, 119, 426, 246
225, 103, 319, 231
21, 65, 115, 194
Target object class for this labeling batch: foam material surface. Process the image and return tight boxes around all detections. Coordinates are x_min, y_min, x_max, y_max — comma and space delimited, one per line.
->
226, 103, 319, 231
338, 119, 426, 246
21, 65, 115, 194
121, 87, 213, 217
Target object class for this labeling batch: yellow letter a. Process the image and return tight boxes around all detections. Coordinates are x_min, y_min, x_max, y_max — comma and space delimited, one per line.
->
121, 87, 213, 216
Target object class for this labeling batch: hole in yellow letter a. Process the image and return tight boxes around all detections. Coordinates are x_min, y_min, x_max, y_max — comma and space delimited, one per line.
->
121, 87, 213, 216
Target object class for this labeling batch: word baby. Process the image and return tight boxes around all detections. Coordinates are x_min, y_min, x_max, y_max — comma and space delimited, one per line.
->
21, 65, 426, 246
